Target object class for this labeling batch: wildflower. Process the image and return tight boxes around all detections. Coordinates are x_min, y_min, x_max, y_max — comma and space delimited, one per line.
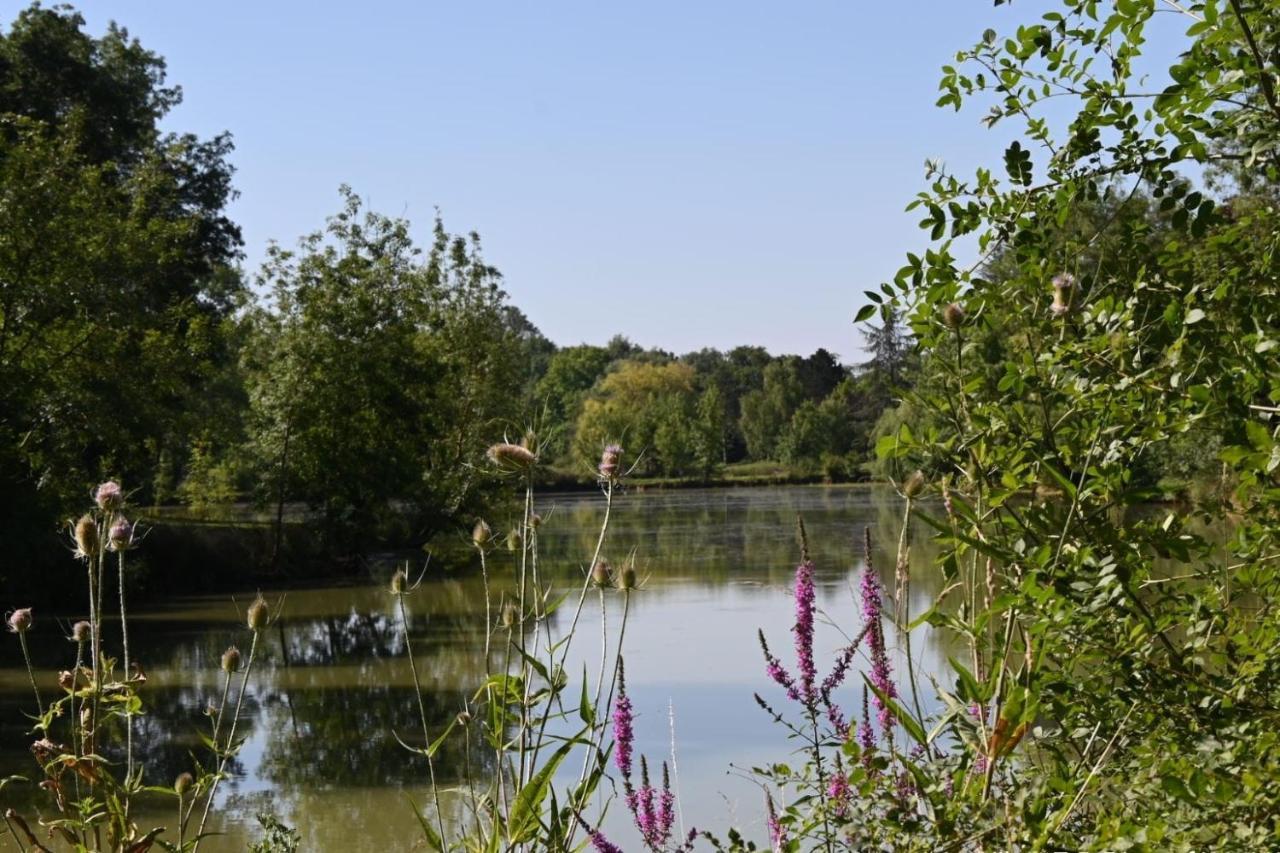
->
1051, 272, 1076, 291
71, 621, 91, 644
73, 515, 100, 560
174, 772, 194, 795
528, 512, 542, 529
588, 831, 624, 853
792, 560, 817, 706
613, 661, 634, 779
486, 442, 537, 471
902, 470, 926, 499
390, 568, 407, 595
505, 528, 522, 552
861, 529, 897, 734
942, 302, 965, 329
94, 481, 124, 511
827, 772, 850, 817
472, 520, 491, 546
656, 761, 676, 848
221, 645, 242, 675
599, 444, 624, 481
30, 738, 59, 767
766, 792, 786, 852
500, 602, 519, 629
760, 629, 799, 702
246, 596, 269, 632
858, 687, 876, 767
618, 563, 638, 591
591, 560, 612, 588
632, 757, 661, 848
7, 608, 32, 634
821, 643, 857, 738
108, 517, 134, 551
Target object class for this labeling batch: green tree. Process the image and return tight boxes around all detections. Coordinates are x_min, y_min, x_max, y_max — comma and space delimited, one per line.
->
573, 360, 699, 476
244, 190, 521, 552
0, 4, 242, 571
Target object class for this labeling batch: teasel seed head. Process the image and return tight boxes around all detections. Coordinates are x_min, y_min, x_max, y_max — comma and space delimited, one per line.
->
221, 645, 242, 674
390, 568, 408, 595
486, 442, 537, 471
501, 602, 519, 630
472, 519, 491, 547
591, 560, 612, 588
598, 444, 624, 481
71, 621, 92, 644
108, 517, 134, 551
505, 528, 522, 552
942, 302, 966, 329
94, 481, 124, 512
174, 772, 193, 795
73, 515, 100, 560
7, 608, 33, 634
618, 564, 638, 591
903, 470, 926, 499
246, 596, 269, 632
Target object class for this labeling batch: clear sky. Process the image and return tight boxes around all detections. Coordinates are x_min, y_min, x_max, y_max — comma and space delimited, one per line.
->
66, 1, 1181, 360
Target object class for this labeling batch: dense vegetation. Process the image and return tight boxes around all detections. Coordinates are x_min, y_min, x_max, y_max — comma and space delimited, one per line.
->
0, 4, 908, 583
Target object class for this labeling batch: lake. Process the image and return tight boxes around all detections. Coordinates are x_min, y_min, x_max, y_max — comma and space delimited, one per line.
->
0, 485, 953, 851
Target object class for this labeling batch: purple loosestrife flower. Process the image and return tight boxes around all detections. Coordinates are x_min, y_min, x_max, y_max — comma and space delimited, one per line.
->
759, 630, 799, 702
766, 792, 786, 852
858, 686, 875, 767
860, 531, 897, 734
821, 643, 857, 739
589, 831, 624, 853
792, 560, 817, 707
656, 762, 676, 849
613, 661, 635, 779
827, 772, 851, 817
630, 757, 662, 849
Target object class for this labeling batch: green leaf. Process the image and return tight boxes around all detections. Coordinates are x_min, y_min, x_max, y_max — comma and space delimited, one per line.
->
508, 740, 577, 844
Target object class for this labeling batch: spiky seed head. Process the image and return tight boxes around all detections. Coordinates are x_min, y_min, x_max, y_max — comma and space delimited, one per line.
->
505, 528, 522, 552
74, 515, 100, 560
528, 512, 542, 530
599, 444, 624, 481
472, 520, 492, 546
8, 608, 33, 634
108, 517, 133, 551
71, 621, 91, 644
618, 565, 638, 591
486, 442, 537, 471
174, 772, 194, 795
94, 481, 124, 512
942, 302, 966, 329
903, 470, 927, 499
220, 645, 242, 674
246, 596, 269, 632
591, 560, 612, 588
501, 603, 519, 629
390, 568, 408, 595
456, 710, 471, 727
58, 670, 74, 691
1051, 272, 1076, 291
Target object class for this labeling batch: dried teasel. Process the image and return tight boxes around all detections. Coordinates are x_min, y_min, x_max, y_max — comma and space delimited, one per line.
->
71, 621, 91, 644
591, 560, 612, 588
617, 564, 638, 591
220, 646, 242, 675
472, 519, 492, 547
174, 772, 194, 795
942, 302, 966, 329
390, 568, 408, 595
902, 470, 926, 499
246, 596, 269, 632
7, 608, 32, 634
500, 603, 519, 629
73, 515, 100, 560
486, 442, 537, 471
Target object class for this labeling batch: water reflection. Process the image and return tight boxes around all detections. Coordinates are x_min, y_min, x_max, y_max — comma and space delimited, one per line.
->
0, 485, 955, 850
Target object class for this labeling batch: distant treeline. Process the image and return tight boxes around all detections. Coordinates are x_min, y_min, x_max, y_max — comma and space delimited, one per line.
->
0, 5, 910, 576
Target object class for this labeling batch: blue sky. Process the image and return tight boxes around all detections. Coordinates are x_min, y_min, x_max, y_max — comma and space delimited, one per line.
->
67, 1, 1184, 360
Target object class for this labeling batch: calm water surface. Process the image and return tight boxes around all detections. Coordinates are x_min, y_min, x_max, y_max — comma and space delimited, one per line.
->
0, 485, 954, 851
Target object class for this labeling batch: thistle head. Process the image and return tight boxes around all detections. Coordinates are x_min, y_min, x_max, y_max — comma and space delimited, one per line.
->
390, 568, 408, 595
505, 528, 522, 552
7, 608, 33, 634
486, 442, 537, 472
455, 710, 472, 727
71, 621, 91, 644
472, 519, 492, 547
58, 670, 74, 691
528, 511, 542, 530
220, 645, 242, 674
73, 515, 100, 560
174, 772, 194, 795
591, 560, 612, 588
246, 596, 270, 632
617, 563, 638, 591
598, 444, 624, 481
94, 481, 124, 512
942, 302, 966, 329
108, 517, 134, 551
902, 470, 926, 499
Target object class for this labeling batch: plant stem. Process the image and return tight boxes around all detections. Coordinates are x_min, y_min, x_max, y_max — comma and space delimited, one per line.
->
17, 632, 42, 718
118, 548, 134, 796
398, 591, 448, 849
193, 629, 260, 851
